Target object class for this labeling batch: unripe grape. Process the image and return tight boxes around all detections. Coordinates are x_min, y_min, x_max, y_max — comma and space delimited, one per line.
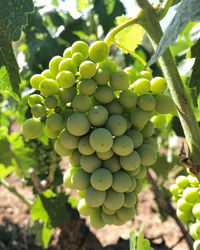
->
133, 78, 151, 95
90, 207, 105, 229
143, 137, 158, 150
103, 155, 122, 173
44, 96, 58, 109
190, 223, 200, 240
102, 204, 116, 215
138, 94, 156, 111
59, 129, 80, 150
116, 206, 135, 221
105, 99, 124, 115
44, 125, 59, 139
46, 113, 64, 131
176, 175, 189, 189
130, 108, 149, 129
155, 94, 174, 114
140, 121, 155, 138
110, 70, 129, 90
138, 71, 153, 81
125, 129, 143, 149
28, 94, 44, 107
187, 175, 199, 186
49, 55, 63, 76
42, 69, 56, 79
67, 113, 90, 136
170, 184, 180, 197
119, 89, 138, 109
96, 149, 113, 160
89, 41, 109, 63
88, 105, 108, 127
56, 71, 76, 88
123, 192, 137, 207
79, 60, 96, 79
22, 118, 42, 139
63, 168, 78, 189
71, 168, 90, 190
63, 47, 72, 58
112, 135, 134, 156
194, 240, 200, 250
133, 179, 143, 194
120, 151, 141, 171
54, 139, 73, 156
105, 115, 127, 136
30, 74, 46, 90
151, 114, 166, 128
150, 77, 167, 93
59, 58, 77, 74
126, 166, 141, 177
72, 52, 84, 66
101, 211, 117, 225
95, 85, 114, 104
111, 171, 132, 192
39, 79, 59, 97
113, 216, 126, 226
78, 79, 97, 96
71, 41, 89, 59
137, 144, 157, 166
183, 187, 200, 203
77, 190, 86, 198
90, 168, 113, 191
72, 94, 91, 113
80, 154, 101, 173
177, 197, 193, 212
93, 68, 110, 85
121, 113, 132, 130
69, 149, 81, 166
63, 108, 75, 122
31, 104, 46, 118
104, 189, 125, 210
124, 67, 137, 83
89, 128, 113, 153
59, 86, 77, 103
78, 135, 95, 155
78, 198, 95, 216
98, 60, 117, 74
85, 186, 106, 207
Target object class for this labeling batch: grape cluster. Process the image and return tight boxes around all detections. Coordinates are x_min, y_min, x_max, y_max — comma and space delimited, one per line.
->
170, 173, 200, 249
22, 40, 174, 228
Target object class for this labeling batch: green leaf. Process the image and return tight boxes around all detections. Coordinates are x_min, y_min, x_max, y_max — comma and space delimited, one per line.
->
68, 196, 78, 209
187, 39, 200, 95
115, 15, 145, 54
147, 0, 200, 67
77, 0, 92, 12
0, 137, 13, 166
51, 0, 59, 6
42, 221, 53, 248
129, 229, 137, 250
31, 195, 49, 222
137, 226, 153, 250
0, 164, 14, 178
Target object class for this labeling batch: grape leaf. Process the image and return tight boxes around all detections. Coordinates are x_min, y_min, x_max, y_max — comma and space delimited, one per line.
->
187, 39, 200, 95
147, 0, 200, 67
77, 0, 92, 12
0, 164, 14, 178
137, 226, 153, 250
115, 15, 145, 54
129, 229, 137, 250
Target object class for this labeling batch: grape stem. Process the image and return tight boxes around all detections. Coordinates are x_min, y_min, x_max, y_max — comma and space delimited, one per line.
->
157, 0, 174, 20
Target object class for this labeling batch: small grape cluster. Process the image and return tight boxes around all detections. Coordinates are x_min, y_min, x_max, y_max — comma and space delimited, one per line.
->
170, 174, 200, 249
22, 40, 174, 228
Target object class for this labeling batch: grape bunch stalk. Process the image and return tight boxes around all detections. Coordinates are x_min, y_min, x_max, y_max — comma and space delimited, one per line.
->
22, 40, 174, 228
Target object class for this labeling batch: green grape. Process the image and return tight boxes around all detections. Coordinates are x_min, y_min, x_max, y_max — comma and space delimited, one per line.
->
140, 121, 155, 138
44, 125, 59, 139
72, 94, 91, 113
77, 190, 86, 198
190, 223, 200, 240
111, 171, 131, 192
89, 41, 109, 63
124, 67, 137, 83
59, 58, 77, 74
187, 175, 199, 186
194, 240, 200, 250
105, 115, 127, 136
63, 168, 77, 189
183, 187, 200, 203
42, 69, 56, 80
72, 52, 84, 67
63, 47, 72, 58
130, 108, 149, 129
31, 104, 46, 118
98, 60, 117, 74
103, 155, 121, 173
138, 94, 156, 111
120, 151, 141, 171
39, 79, 59, 97
79, 60, 96, 79
93, 68, 110, 85
105, 99, 124, 115
133, 179, 143, 194
126, 166, 141, 177
116, 206, 135, 221
90, 207, 105, 229
71, 41, 89, 59
113, 216, 126, 226
69, 149, 81, 166
155, 94, 174, 114
78, 135, 95, 155
121, 113, 132, 130
123, 192, 137, 208
119, 89, 138, 109
177, 209, 192, 224
56, 71, 76, 88
151, 114, 166, 128
102, 204, 116, 215
104, 189, 125, 210
125, 129, 143, 149
137, 144, 157, 166
28, 94, 44, 107
176, 175, 189, 189
59, 86, 77, 103
101, 211, 117, 225
89, 128, 113, 153
110, 70, 129, 90
46, 113, 64, 131
143, 137, 158, 150
133, 78, 151, 96
30, 74, 46, 90
91, 168, 113, 191
88, 105, 108, 127
54, 139, 73, 156
44, 96, 58, 109
95, 85, 115, 104
49, 55, 63, 76
85, 186, 106, 207
96, 149, 113, 160
177, 197, 193, 213
71, 168, 90, 190
78, 79, 97, 96
63, 108, 75, 123
59, 129, 80, 150
126, 177, 137, 192
138, 71, 153, 81
112, 135, 134, 156
67, 113, 90, 136
170, 184, 180, 197
22, 118, 42, 139
150, 77, 167, 93
78, 198, 95, 216
80, 154, 101, 173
